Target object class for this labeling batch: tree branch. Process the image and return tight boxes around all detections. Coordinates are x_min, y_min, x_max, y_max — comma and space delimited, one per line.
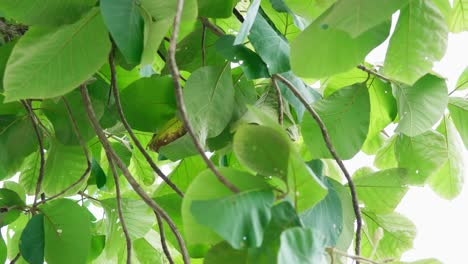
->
168, 0, 240, 193
272, 79, 284, 125
357, 65, 392, 83
272, 74, 363, 259
108, 42, 184, 198
80, 85, 191, 264
199, 17, 224, 37
155, 212, 174, 264
233, 8, 245, 23
21, 100, 45, 210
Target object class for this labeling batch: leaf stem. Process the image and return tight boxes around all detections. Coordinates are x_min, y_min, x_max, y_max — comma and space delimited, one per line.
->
167, 0, 240, 193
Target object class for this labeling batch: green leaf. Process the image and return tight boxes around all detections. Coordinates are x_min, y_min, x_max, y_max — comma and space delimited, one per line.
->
247, 201, 302, 263
323, 0, 407, 37
204, 242, 247, 264
374, 135, 398, 170
322, 67, 368, 97
215, 35, 270, 80
283, 0, 336, 22
302, 83, 370, 160
42, 140, 89, 196
291, 10, 390, 78
184, 65, 235, 139
234, 0, 261, 45
121, 76, 177, 132
140, 0, 197, 22
395, 259, 443, 264
140, 16, 172, 66
191, 190, 275, 249
455, 66, 468, 90
101, 0, 144, 64
429, 116, 466, 199
449, 0, 468, 32
198, 0, 237, 18
278, 227, 327, 264
0, 116, 37, 179
41, 88, 104, 145
19, 214, 45, 264
0, 188, 25, 227
354, 169, 408, 213
383, 0, 448, 84
89, 157, 107, 189
127, 133, 159, 186
394, 74, 448, 136
0, 41, 16, 93
41, 199, 92, 264
395, 131, 448, 185
287, 152, 328, 213
248, 10, 291, 74
361, 211, 416, 260
182, 168, 271, 256
4, 8, 111, 102
0, 234, 5, 264
233, 124, 290, 179
0, 0, 95, 25
448, 97, 468, 148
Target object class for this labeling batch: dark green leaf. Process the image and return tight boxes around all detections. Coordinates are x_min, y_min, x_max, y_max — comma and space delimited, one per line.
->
0, 188, 25, 227
19, 214, 45, 264
234, 0, 262, 45
278, 227, 327, 264
204, 242, 248, 264
198, 0, 237, 18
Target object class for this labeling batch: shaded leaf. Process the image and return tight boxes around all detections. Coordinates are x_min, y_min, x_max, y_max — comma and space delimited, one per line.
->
19, 214, 45, 264
278, 227, 327, 264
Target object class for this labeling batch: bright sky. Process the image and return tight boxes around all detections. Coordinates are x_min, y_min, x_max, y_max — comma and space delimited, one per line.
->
345, 17, 468, 263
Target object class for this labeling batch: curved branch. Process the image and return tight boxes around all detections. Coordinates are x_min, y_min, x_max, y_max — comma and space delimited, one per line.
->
199, 17, 224, 37
21, 100, 45, 210
80, 86, 191, 264
108, 43, 184, 198
168, 0, 240, 193
155, 212, 174, 264
272, 74, 363, 258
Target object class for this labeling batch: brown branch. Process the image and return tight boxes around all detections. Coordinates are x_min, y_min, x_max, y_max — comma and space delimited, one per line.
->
80, 85, 191, 264
199, 17, 224, 37
42, 97, 92, 202
21, 100, 45, 210
155, 212, 174, 264
273, 74, 363, 259
272, 79, 284, 125
108, 42, 184, 198
168, 0, 240, 193
108, 157, 132, 264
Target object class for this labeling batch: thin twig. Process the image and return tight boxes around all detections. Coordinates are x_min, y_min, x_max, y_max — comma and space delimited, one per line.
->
42, 97, 92, 202
201, 24, 207, 67
155, 212, 174, 264
273, 74, 363, 259
199, 17, 224, 37
357, 65, 392, 83
272, 79, 284, 125
80, 86, 191, 264
21, 100, 45, 210
78, 191, 101, 203
168, 0, 240, 193
108, 42, 184, 198
108, 157, 132, 264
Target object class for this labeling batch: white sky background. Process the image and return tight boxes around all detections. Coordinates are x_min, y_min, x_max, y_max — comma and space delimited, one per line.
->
344, 13, 468, 263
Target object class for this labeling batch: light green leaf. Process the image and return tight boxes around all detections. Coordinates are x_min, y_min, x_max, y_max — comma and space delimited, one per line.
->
322, 67, 368, 97
383, 0, 448, 85
278, 227, 327, 264
0, 41, 16, 93
291, 10, 390, 78
448, 97, 468, 148
101, 0, 144, 64
248, 10, 291, 75
283, 0, 336, 22
198, 0, 237, 18
323, 0, 407, 37
361, 211, 416, 260
121, 76, 177, 132
184, 65, 235, 140
449, 0, 468, 32
288, 152, 328, 212
395, 259, 443, 264
0, 0, 95, 25
233, 124, 290, 179
455, 66, 468, 90
182, 168, 270, 256
374, 135, 398, 170
395, 131, 448, 185
42, 140, 89, 196
234, 0, 261, 45
191, 190, 275, 249
140, 0, 197, 22
429, 116, 466, 199
302, 83, 370, 160
4, 8, 111, 102
19, 214, 45, 264
354, 169, 408, 213
140, 16, 172, 66
394, 74, 448, 137
0, 234, 5, 264
41, 199, 92, 264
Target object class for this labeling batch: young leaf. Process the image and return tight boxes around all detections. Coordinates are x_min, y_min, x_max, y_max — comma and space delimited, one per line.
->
374, 135, 398, 169
101, 0, 144, 64
41, 199, 92, 264
448, 0, 468, 33
302, 83, 370, 160
19, 214, 45, 264
455, 66, 468, 90
383, 0, 448, 85
448, 97, 468, 148
394, 74, 448, 137
4, 8, 111, 102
